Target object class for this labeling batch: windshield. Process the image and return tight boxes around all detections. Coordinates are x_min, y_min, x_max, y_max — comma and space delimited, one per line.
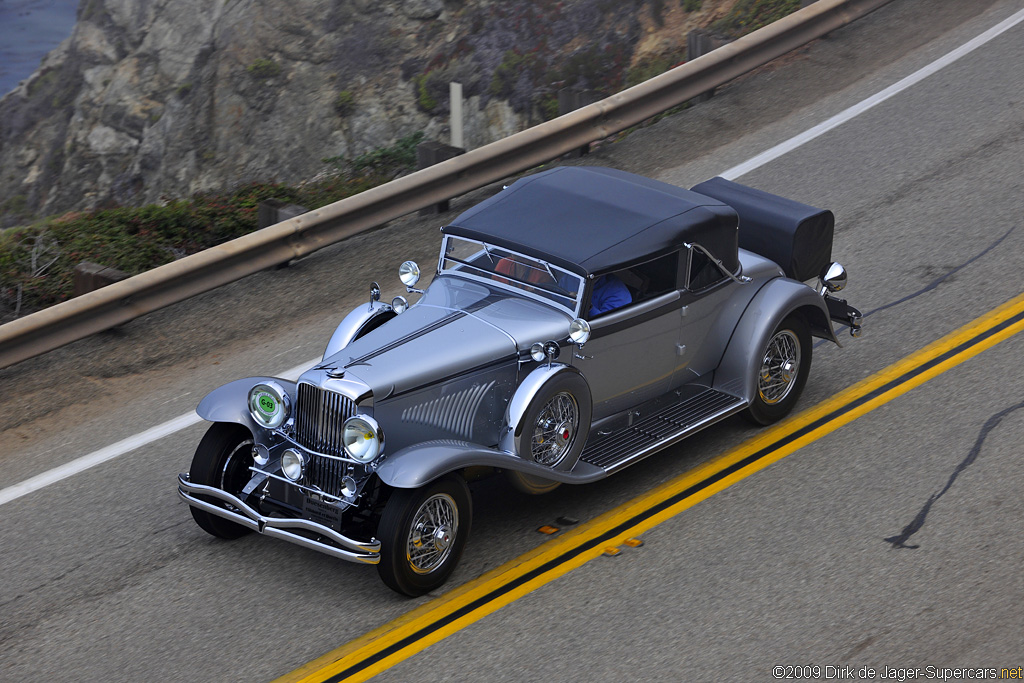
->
439, 235, 584, 315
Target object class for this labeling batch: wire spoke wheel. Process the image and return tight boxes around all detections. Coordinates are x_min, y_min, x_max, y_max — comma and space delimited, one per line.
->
531, 392, 578, 467
406, 493, 459, 575
378, 476, 472, 596
758, 329, 801, 405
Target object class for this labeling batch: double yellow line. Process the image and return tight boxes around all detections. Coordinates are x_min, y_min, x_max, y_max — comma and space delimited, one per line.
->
277, 292, 1024, 683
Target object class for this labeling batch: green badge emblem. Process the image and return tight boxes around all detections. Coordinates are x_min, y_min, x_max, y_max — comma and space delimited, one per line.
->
258, 394, 276, 415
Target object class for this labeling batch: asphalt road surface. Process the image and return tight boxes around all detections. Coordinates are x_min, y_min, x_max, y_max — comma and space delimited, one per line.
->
2, 1, 1022, 681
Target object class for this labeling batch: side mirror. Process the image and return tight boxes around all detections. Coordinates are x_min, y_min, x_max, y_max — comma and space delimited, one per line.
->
368, 281, 381, 311
818, 262, 847, 295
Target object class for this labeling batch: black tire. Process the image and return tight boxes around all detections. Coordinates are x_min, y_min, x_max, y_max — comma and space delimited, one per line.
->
744, 314, 812, 426
377, 476, 472, 597
514, 371, 592, 472
503, 469, 561, 495
188, 422, 255, 539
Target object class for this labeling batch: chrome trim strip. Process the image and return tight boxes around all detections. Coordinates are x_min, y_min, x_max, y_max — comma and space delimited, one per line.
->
274, 429, 364, 464
685, 242, 752, 285
177, 474, 380, 563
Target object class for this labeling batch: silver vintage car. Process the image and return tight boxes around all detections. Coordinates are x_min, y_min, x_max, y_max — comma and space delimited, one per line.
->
177, 167, 861, 595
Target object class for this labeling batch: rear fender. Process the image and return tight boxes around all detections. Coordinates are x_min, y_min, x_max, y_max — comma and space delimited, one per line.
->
196, 377, 297, 431
714, 279, 836, 403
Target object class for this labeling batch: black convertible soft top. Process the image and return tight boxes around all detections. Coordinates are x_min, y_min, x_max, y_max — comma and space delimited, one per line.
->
444, 166, 739, 277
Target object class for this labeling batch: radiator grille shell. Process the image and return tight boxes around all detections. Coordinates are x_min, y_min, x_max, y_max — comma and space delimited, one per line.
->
294, 383, 357, 458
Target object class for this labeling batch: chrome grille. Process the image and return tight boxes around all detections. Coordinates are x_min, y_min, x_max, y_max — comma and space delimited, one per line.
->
305, 454, 348, 499
295, 383, 356, 457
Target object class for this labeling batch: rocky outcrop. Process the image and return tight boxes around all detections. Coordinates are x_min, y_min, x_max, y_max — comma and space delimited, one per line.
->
0, 0, 730, 225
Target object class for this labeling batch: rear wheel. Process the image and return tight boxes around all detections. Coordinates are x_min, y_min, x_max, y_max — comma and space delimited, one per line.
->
744, 315, 811, 425
188, 422, 254, 539
377, 476, 472, 597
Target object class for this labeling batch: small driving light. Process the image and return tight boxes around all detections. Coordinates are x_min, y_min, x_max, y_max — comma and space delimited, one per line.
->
568, 318, 591, 345
530, 343, 546, 362
343, 415, 383, 463
392, 296, 409, 314
252, 444, 270, 466
248, 381, 291, 429
399, 261, 421, 287
281, 448, 306, 481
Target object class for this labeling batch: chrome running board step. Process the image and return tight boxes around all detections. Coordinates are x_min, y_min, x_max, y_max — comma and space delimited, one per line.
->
580, 388, 746, 475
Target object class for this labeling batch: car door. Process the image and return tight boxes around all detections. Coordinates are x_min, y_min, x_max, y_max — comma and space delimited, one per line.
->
673, 244, 744, 385
572, 253, 682, 421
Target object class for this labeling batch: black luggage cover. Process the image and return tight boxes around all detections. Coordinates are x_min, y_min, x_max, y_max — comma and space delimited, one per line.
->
690, 177, 833, 282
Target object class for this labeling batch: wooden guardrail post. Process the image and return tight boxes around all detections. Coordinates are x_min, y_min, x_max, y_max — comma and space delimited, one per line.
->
73, 262, 128, 297
416, 141, 465, 215
687, 29, 733, 103
558, 89, 597, 157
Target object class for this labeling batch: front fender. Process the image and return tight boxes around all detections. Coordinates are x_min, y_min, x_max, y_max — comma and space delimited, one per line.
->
502, 363, 587, 447
375, 440, 606, 489
714, 278, 835, 403
323, 301, 395, 360
196, 376, 297, 431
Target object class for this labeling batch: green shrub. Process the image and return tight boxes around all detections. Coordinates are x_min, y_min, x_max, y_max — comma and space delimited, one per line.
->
0, 134, 429, 319
682, 0, 702, 11
413, 74, 438, 112
713, 0, 801, 38
246, 58, 282, 79
334, 90, 355, 115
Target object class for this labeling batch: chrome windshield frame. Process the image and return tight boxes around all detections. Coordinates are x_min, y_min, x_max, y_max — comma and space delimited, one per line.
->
437, 235, 585, 318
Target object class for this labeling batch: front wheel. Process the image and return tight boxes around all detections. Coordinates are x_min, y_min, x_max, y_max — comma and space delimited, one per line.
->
744, 315, 812, 425
188, 422, 255, 539
377, 476, 472, 597
514, 371, 592, 472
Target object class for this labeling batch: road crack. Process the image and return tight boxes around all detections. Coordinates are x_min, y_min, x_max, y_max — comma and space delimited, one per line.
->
884, 398, 1024, 549
816, 226, 1016, 348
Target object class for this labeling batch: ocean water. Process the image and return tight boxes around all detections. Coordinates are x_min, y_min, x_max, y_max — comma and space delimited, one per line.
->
0, 0, 81, 96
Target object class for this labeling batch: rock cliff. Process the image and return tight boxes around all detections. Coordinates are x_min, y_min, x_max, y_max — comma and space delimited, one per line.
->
0, 0, 735, 225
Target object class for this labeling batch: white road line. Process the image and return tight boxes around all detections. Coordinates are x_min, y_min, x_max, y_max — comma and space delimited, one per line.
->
720, 6, 1024, 180
0, 358, 319, 506
3, 6, 1023, 508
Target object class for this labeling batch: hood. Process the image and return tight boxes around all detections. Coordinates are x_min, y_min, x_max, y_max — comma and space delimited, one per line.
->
308, 276, 574, 399
315, 303, 516, 399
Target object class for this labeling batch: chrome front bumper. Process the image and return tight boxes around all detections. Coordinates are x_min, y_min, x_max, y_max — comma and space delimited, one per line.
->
177, 473, 380, 565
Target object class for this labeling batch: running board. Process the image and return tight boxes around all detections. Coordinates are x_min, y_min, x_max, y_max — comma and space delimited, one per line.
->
580, 388, 747, 475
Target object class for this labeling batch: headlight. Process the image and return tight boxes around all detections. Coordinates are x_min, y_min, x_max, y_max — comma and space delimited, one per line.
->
343, 415, 383, 463
281, 448, 306, 481
248, 381, 291, 429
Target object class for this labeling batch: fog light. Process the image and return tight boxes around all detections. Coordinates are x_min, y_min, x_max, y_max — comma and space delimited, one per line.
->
281, 448, 306, 481
340, 475, 358, 497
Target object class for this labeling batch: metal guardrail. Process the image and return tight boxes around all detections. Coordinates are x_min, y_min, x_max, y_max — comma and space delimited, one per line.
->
0, 0, 894, 369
